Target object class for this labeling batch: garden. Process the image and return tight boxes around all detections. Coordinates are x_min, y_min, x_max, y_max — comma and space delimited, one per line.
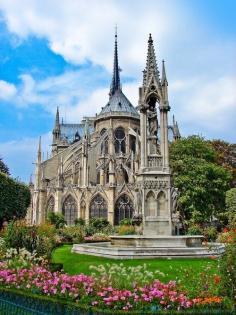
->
0, 138, 236, 314
0, 216, 235, 314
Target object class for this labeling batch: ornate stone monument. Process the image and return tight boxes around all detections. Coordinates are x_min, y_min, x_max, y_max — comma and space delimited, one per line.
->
72, 34, 224, 258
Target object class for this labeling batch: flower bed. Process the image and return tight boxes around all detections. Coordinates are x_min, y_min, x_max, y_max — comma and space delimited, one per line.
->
0, 264, 228, 313
84, 233, 111, 243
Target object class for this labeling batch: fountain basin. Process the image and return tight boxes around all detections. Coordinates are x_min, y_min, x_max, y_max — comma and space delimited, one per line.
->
72, 235, 225, 259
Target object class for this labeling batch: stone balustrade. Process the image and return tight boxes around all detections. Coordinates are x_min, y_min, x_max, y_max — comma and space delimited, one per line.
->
147, 155, 163, 168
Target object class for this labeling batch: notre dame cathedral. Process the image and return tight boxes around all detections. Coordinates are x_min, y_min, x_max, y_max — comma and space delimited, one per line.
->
27, 33, 181, 230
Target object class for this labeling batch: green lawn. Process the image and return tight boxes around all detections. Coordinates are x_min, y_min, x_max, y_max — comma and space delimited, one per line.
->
52, 245, 219, 283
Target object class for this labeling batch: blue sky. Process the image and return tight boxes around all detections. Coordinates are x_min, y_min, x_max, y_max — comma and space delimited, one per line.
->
0, 0, 235, 182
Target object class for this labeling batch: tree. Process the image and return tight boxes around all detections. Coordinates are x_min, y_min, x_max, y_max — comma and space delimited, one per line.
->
0, 173, 31, 226
170, 136, 232, 223
0, 157, 9, 175
210, 140, 236, 186
225, 188, 236, 224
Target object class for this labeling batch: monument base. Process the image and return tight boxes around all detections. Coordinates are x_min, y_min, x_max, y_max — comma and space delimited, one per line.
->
72, 235, 224, 259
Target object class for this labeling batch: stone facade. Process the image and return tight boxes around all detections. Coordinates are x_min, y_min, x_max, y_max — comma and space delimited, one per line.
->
27, 33, 181, 234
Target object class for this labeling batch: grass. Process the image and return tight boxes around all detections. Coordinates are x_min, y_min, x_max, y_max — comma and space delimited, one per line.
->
52, 245, 219, 282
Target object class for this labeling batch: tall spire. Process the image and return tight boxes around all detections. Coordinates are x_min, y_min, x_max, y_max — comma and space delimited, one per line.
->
54, 106, 60, 130
110, 26, 121, 96
143, 34, 160, 86
161, 59, 168, 85
37, 136, 42, 163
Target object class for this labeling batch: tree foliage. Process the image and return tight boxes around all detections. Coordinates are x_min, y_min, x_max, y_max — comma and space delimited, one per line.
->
0, 158, 9, 175
170, 136, 232, 223
210, 140, 236, 186
225, 188, 236, 224
0, 173, 31, 226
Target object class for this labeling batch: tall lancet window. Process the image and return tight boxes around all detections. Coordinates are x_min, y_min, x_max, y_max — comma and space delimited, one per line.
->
114, 194, 134, 225
100, 129, 109, 155
114, 127, 126, 154
89, 194, 108, 219
62, 195, 78, 226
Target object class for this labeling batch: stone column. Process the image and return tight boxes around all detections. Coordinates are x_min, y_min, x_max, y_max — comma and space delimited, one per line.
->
54, 188, 63, 213
163, 110, 169, 168
159, 105, 165, 161
140, 110, 147, 169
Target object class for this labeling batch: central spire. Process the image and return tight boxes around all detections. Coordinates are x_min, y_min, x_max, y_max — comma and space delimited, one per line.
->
110, 27, 121, 96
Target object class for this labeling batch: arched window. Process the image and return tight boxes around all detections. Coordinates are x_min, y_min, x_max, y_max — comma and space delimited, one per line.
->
62, 195, 78, 226
46, 196, 55, 215
157, 192, 167, 216
146, 191, 156, 216
89, 194, 108, 219
114, 194, 134, 225
96, 170, 100, 184
129, 135, 136, 153
100, 129, 109, 155
114, 127, 126, 154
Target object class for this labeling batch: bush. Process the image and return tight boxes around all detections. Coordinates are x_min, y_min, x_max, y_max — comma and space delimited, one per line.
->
58, 226, 84, 243
48, 262, 63, 272
4, 248, 44, 270
203, 226, 217, 241
118, 225, 136, 235
3, 220, 33, 251
74, 218, 85, 226
3, 220, 57, 259
85, 218, 114, 236
47, 212, 66, 229
119, 218, 133, 226
219, 227, 236, 306
187, 224, 203, 235
89, 218, 110, 229
226, 188, 236, 224
0, 237, 7, 260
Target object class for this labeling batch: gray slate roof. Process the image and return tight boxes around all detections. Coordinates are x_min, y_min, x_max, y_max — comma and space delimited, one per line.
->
60, 123, 94, 143
98, 89, 139, 118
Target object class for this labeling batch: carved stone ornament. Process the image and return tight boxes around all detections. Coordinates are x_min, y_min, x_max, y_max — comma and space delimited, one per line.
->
137, 180, 168, 190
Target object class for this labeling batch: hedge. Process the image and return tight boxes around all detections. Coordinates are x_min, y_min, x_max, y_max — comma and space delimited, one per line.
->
0, 287, 233, 315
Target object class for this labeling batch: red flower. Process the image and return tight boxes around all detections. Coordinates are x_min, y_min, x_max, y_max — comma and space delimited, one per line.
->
213, 275, 221, 284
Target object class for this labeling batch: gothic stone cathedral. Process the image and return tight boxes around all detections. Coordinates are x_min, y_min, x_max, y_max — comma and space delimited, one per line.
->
28, 34, 181, 234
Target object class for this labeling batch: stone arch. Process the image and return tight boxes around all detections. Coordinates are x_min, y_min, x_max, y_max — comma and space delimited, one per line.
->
114, 194, 134, 225
157, 191, 167, 216
89, 193, 108, 219
146, 190, 156, 217
62, 194, 78, 226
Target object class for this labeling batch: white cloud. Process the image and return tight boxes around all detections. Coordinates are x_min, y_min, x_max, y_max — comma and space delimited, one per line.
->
170, 76, 236, 141
0, 0, 187, 77
0, 80, 17, 100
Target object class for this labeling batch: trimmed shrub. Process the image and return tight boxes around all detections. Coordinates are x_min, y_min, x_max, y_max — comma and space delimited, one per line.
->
118, 225, 136, 235
58, 226, 84, 243
47, 212, 66, 229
